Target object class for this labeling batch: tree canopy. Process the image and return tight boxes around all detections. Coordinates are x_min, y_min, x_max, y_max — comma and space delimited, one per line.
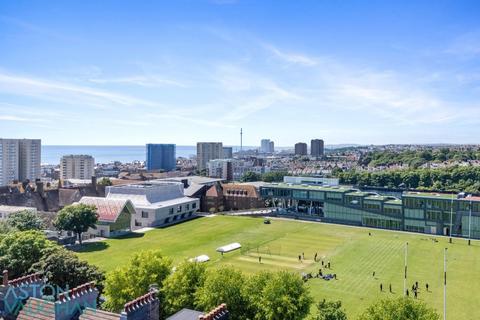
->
358, 297, 440, 320
314, 300, 347, 320
162, 261, 207, 317
7, 210, 44, 231
103, 250, 172, 313
54, 204, 98, 245
336, 166, 480, 193
0, 230, 54, 278
31, 246, 105, 296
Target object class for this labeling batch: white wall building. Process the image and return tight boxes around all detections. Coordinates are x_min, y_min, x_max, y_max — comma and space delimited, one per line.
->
60, 155, 95, 180
283, 176, 340, 186
260, 139, 274, 153
0, 205, 37, 220
197, 142, 223, 172
19, 139, 41, 182
0, 138, 41, 186
106, 181, 200, 229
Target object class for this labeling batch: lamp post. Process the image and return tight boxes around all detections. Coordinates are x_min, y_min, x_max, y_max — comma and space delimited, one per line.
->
449, 194, 454, 242
444, 248, 447, 320
404, 242, 408, 296
469, 200, 472, 246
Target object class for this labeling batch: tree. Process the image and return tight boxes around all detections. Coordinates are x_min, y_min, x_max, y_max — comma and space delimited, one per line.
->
195, 266, 249, 319
358, 297, 440, 320
242, 271, 274, 320
103, 250, 172, 313
162, 261, 207, 316
54, 204, 98, 245
98, 177, 113, 186
0, 230, 55, 278
31, 246, 105, 296
7, 210, 44, 231
240, 171, 262, 182
314, 300, 347, 320
259, 271, 312, 320
0, 220, 13, 235
261, 171, 288, 183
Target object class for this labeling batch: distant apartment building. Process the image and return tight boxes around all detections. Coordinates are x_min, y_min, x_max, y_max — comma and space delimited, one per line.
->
294, 142, 308, 156
311, 139, 325, 157
207, 159, 234, 181
260, 139, 274, 153
222, 146, 233, 159
0, 138, 41, 186
19, 139, 41, 182
146, 144, 176, 171
197, 142, 223, 172
60, 155, 95, 180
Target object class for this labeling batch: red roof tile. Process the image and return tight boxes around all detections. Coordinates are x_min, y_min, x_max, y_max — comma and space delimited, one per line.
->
78, 197, 131, 223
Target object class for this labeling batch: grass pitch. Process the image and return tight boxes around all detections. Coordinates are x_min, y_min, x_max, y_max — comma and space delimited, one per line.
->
77, 215, 480, 319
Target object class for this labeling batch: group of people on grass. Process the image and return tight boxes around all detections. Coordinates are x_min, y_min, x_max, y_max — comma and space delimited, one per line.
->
377, 276, 430, 299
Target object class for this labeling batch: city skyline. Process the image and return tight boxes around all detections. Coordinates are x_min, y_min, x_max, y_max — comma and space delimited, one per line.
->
1, 1, 480, 145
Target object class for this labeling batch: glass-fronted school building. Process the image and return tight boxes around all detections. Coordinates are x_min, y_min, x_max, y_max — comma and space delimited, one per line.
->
260, 183, 480, 239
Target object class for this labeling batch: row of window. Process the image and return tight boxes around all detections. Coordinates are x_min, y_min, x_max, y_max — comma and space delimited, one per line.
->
164, 212, 194, 224
140, 202, 198, 218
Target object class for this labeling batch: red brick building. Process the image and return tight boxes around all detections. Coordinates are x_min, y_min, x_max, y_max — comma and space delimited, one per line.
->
205, 183, 265, 213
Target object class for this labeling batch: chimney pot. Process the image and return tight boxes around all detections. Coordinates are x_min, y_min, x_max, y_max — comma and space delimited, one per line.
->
2, 270, 8, 286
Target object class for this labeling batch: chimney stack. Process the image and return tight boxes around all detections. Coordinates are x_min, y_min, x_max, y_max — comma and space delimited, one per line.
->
2, 270, 8, 286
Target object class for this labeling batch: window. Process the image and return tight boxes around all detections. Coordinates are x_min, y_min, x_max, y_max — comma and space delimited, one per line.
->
186, 204, 190, 210
173, 215, 178, 221
169, 208, 174, 215
164, 218, 170, 224
292, 190, 308, 199
192, 203, 197, 209
141, 211, 149, 218
177, 205, 182, 213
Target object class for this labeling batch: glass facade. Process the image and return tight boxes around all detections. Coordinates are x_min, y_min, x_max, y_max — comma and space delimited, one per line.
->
260, 185, 480, 239
146, 144, 176, 171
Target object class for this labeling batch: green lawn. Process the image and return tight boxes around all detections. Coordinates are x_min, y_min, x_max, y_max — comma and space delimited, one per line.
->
77, 215, 480, 319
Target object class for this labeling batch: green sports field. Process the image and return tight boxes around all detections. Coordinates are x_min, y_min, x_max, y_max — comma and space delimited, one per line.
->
77, 215, 480, 319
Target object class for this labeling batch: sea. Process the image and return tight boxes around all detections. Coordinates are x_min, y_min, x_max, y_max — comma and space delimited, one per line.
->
41, 145, 258, 165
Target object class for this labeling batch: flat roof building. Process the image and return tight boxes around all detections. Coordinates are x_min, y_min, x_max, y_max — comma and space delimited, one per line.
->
311, 139, 324, 157
0, 138, 41, 186
106, 181, 200, 228
146, 144, 176, 171
294, 142, 308, 156
60, 155, 95, 180
260, 183, 480, 239
197, 142, 223, 172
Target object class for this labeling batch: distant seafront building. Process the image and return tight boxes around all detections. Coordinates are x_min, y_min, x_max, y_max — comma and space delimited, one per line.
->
311, 139, 325, 157
0, 138, 41, 186
146, 144, 176, 171
60, 155, 95, 179
260, 139, 274, 153
294, 142, 308, 156
197, 142, 223, 172
222, 147, 233, 159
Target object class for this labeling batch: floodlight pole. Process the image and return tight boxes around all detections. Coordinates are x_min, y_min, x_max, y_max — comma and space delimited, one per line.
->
444, 247, 447, 320
469, 200, 472, 245
404, 242, 408, 296
449, 194, 454, 241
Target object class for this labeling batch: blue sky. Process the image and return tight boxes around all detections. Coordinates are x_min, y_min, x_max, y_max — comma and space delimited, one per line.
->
0, 0, 480, 146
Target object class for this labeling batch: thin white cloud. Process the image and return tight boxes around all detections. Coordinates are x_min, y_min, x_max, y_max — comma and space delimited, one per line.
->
89, 75, 187, 88
0, 115, 46, 122
446, 31, 480, 58
263, 44, 318, 66
0, 72, 159, 107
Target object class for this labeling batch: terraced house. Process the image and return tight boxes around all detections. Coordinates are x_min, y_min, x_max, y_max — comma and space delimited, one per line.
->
260, 183, 480, 239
